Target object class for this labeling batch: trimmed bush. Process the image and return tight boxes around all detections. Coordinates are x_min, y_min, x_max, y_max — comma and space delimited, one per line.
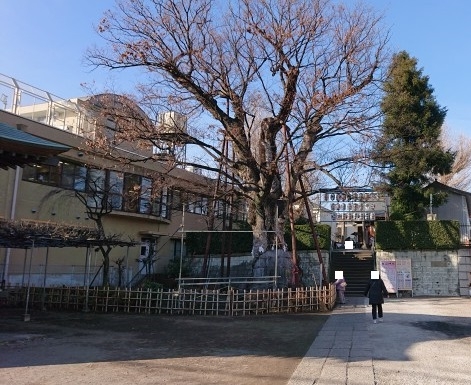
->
288, 224, 331, 251
186, 222, 331, 255
186, 221, 253, 255
375, 220, 460, 250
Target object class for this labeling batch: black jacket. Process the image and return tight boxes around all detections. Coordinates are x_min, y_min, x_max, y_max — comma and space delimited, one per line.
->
364, 278, 388, 305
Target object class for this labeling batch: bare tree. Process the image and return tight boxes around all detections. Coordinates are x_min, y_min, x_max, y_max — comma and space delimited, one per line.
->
438, 126, 471, 191
73, 172, 129, 286
87, 0, 389, 282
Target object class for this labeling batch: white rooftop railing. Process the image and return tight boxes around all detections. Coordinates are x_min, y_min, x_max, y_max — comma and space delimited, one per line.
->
0, 73, 92, 136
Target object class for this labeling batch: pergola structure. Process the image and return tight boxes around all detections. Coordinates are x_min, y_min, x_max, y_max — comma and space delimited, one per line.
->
0, 219, 135, 249
0, 110, 141, 321
0, 219, 137, 320
0, 219, 137, 289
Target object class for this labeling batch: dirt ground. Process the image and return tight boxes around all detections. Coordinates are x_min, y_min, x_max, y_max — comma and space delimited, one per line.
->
0, 307, 328, 385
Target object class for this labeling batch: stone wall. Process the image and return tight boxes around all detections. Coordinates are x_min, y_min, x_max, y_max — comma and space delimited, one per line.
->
376, 249, 471, 296
298, 251, 330, 287
189, 248, 471, 295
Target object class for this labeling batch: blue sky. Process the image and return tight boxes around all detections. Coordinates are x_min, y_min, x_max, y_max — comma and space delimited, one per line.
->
0, 0, 470, 135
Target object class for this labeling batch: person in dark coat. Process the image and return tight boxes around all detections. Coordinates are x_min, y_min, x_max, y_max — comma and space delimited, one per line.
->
364, 275, 388, 323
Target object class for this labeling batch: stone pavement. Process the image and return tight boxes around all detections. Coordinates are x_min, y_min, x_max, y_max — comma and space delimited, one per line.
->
288, 296, 471, 385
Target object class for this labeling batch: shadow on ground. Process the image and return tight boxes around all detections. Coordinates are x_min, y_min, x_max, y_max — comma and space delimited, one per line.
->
0, 309, 328, 368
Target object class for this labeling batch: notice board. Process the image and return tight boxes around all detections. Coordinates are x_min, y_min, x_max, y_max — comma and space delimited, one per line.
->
379, 260, 397, 293
396, 258, 413, 292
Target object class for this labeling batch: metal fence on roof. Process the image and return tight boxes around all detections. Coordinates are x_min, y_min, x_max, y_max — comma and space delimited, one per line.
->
0, 73, 91, 135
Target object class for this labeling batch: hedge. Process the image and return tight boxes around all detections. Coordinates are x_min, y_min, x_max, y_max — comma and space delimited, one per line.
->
375, 220, 460, 250
288, 224, 331, 251
186, 222, 331, 255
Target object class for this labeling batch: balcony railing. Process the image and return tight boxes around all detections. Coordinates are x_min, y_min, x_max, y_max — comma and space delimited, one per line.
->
0, 73, 93, 136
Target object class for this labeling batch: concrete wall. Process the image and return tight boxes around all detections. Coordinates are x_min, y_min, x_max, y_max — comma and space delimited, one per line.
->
458, 249, 471, 296
376, 249, 471, 296
189, 250, 330, 288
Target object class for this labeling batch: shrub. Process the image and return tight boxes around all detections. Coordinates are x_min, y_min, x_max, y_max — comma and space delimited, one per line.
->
375, 220, 460, 250
186, 221, 332, 254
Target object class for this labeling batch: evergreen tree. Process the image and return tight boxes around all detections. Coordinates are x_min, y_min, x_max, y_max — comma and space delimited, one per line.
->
376, 51, 454, 220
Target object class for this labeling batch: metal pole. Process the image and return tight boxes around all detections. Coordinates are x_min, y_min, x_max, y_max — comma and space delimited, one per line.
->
125, 245, 130, 288
178, 203, 185, 292
41, 247, 50, 310
274, 204, 278, 288
83, 246, 91, 312
319, 263, 323, 288
24, 240, 34, 322
21, 248, 27, 287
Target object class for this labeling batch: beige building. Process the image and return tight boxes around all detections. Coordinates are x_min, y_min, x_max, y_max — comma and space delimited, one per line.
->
0, 74, 236, 287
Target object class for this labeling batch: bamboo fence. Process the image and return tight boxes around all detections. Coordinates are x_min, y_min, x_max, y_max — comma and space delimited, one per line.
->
2, 284, 336, 316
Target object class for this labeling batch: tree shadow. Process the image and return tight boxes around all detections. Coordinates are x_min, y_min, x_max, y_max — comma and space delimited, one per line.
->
0, 307, 327, 368
1, 298, 471, 384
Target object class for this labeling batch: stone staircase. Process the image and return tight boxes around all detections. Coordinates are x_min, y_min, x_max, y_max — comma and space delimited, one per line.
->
331, 250, 374, 296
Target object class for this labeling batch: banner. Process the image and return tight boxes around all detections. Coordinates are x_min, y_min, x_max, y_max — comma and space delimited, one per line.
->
379, 260, 397, 293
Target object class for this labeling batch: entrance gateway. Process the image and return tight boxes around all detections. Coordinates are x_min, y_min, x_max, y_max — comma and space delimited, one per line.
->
315, 187, 388, 250
314, 188, 388, 295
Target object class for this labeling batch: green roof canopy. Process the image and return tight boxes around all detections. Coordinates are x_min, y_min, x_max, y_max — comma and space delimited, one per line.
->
0, 122, 70, 169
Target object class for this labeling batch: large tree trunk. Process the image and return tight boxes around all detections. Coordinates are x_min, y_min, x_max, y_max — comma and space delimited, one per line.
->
249, 192, 294, 287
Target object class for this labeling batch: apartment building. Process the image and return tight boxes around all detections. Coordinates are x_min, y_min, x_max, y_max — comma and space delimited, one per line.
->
0, 74, 236, 287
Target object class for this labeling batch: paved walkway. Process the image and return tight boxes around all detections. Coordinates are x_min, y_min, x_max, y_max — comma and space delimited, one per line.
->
288, 296, 471, 385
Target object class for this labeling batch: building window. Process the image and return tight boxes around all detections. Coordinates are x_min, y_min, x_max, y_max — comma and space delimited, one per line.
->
86, 168, 106, 208
183, 193, 209, 216
172, 190, 183, 211
215, 199, 227, 219
22, 164, 59, 185
159, 187, 170, 218
173, 239, 186, 258
60, 162, 87, 191
22, 159, 179, 220
139, 177, 153, 214
108, 171, 124, 210
123, 173, 141, 213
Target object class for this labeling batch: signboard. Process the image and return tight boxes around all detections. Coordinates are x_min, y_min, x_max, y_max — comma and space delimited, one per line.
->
396, 259, 412, 291
324, 191, 384, 222
379, 260, 397, 293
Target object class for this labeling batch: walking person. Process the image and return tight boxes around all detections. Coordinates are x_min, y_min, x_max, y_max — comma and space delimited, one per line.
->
334, 275, 347, 304
364, 272, 388, 323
